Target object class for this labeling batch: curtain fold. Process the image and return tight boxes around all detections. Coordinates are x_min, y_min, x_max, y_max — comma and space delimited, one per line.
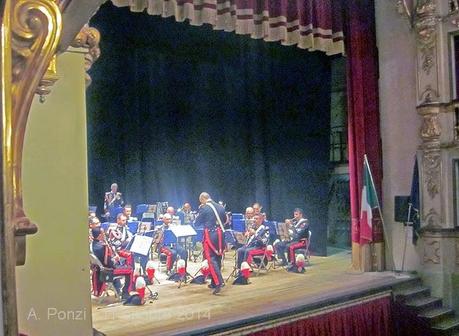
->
249, 296, 393, 336
111, 0, 344, 55
344, 0, 382, 247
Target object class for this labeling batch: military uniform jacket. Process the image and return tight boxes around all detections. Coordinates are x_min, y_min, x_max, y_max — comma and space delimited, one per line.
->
292, 218, 310, 241
194, 200, 226, 230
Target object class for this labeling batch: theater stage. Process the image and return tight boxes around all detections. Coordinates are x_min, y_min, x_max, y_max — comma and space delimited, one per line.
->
92, 249, 415, 336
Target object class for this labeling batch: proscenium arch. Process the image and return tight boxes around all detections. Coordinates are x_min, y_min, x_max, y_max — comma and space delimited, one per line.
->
3, 0, 381, 334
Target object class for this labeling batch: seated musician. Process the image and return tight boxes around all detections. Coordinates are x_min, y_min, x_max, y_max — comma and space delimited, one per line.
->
155, 213, 188, 275
91, 228, 132, 300
123, 204, 138, 221
276, 208, 310, 266
88, 216, 101, 243
177, 202, 196, 225
252, 202, 268, 222
245, 207, 254, 221
108, 213, 133, 251
236, 214, 269, 269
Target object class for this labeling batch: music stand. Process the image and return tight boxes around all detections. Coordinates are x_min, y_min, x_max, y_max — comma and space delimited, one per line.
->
129, 235, 154, 257
169, 225, 197, 248
142, 212, 155, 221
167, 225, 197, 283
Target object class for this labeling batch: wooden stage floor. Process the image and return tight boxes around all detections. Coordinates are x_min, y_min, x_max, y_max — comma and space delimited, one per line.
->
92, 249, 415, 336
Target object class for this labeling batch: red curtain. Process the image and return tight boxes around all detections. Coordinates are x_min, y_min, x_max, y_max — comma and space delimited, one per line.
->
344, 0, 382, 245
249, 296, 393, 336
111, 0, 344, 55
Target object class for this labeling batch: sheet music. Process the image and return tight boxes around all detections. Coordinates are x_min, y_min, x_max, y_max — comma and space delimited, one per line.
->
129, 235, 154, 256
169, 224, 197, 237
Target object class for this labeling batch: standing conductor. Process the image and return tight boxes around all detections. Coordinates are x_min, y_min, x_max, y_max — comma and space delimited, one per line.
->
194, 192, 226, 294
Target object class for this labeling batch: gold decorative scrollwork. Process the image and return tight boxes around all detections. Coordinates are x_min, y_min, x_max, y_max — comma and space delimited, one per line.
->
9, 0, 62, 264
423, 237, 440, 264
423, 207, 441, 228
423, 151, 441, 199
420, 113, 441, 139
395, 1, 438, 75
415, 0, 437, 75
70, 24, 100, 88
420, 85, 439, 104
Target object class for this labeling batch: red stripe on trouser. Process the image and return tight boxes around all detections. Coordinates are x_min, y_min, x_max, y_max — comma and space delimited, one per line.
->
92, 268, 105, 296
289, 240, 307, 263
247, 248, 266, 264
203, 242, 220, 286
204, 229, 219, 255
217, 228, 222, 254
161, 247, 173, 270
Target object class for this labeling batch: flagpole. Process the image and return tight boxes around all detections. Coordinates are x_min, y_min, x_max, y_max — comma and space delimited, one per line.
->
363, 154, 396, 272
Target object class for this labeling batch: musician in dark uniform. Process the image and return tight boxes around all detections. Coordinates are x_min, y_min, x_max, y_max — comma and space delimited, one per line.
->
104, 183, 124, 218
108, 213, 133, 250
275, 208, 310, 266
193, 192, 226, 294
236, 214, 269, 269
155, 213, 188, 274
91, 228, 131, 299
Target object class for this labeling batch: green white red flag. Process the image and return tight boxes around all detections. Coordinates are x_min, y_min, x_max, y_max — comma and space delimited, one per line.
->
360, 156, 379, 243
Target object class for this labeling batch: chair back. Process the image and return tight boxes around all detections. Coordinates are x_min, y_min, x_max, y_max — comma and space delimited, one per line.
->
135, 204, 150, 219
89, 253, 103, 268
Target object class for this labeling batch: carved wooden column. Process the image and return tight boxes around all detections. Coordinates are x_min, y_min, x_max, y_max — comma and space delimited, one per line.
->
1, 0, 62, 334
398, 0, 459, 312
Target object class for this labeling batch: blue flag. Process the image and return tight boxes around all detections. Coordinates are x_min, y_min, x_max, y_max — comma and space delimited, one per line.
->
409, 157, 420, 244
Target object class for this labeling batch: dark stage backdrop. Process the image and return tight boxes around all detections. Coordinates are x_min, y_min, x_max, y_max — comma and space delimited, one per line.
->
88, 3, 331, 255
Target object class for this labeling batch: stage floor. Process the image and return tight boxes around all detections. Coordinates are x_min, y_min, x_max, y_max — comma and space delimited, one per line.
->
92, 249, 414, 336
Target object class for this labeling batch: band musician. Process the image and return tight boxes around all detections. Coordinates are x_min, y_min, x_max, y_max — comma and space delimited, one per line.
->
104, 183, 124, 216
194, 192, 226, 295
275, 208, 310, 266
108, 213, 133, 251
91, 227, 132, 299
123, 204, 137, 221
236, 214, 269, 270
154, 213, 188, 275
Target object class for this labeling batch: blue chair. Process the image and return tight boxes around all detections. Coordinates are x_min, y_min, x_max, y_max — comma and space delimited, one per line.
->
88, 205, 97, 213
109, 207, 123, 221
127, 221, 139, 234
232, 213, 245, 232
135, 204, 149, 219
232, 213, 244, 221
101, 222, 110, 231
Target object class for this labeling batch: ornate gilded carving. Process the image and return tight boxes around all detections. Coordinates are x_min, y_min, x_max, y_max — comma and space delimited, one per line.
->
10, 0, 62, 264
423, 151, 441, 198
36, 54, 59, 102
420, 85, 439, 104
415, 0, 437, 75
423, 208, 441, 228
395, 1, 438, 74
70, 24, 100, 87
420, 113, 441, 139
423, 237, 440, 264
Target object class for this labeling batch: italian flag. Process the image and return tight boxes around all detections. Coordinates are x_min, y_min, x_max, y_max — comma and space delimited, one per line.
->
360, 156, 379, 243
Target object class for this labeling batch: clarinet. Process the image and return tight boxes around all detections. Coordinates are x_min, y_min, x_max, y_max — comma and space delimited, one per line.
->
103, 234, 119, 260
